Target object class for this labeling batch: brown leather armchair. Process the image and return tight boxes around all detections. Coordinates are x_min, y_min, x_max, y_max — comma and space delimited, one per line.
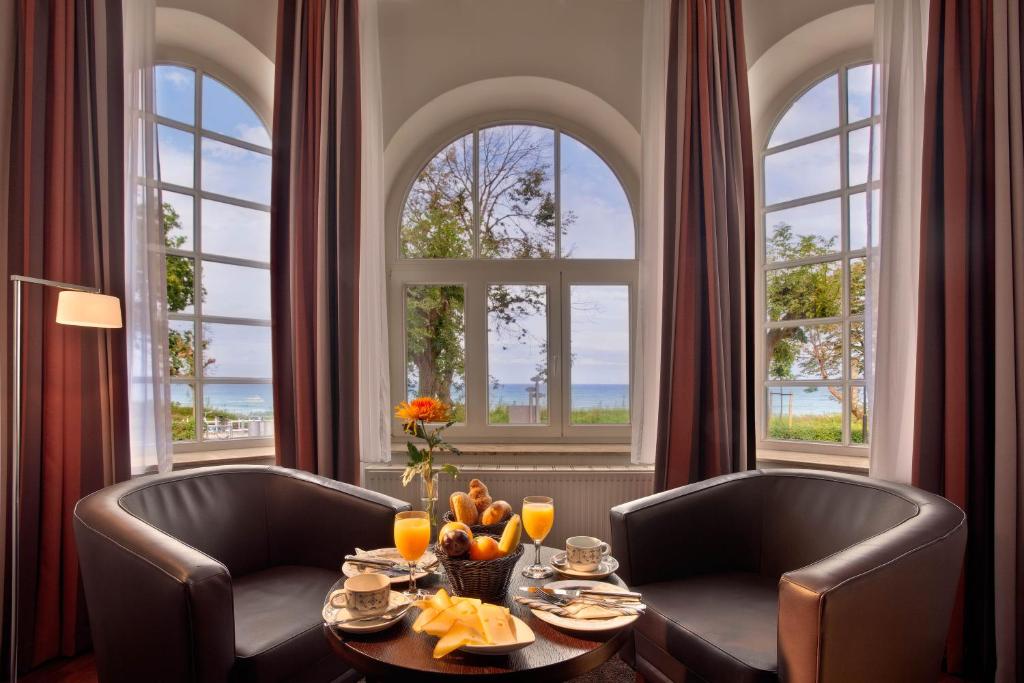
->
73, 465, 410, 683
610, 469, 966, 683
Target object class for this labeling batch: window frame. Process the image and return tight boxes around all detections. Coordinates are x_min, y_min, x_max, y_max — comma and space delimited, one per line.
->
155, 61, 274, 453
756, 61, 878, 457
387, 119, 639, 444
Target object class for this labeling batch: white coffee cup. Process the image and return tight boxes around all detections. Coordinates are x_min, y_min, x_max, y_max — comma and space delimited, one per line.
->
329, 572, 391, 617
566, 535, 612, 572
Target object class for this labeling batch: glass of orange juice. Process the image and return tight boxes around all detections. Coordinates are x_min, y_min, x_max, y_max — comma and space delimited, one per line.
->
394, 510, 431, 596
521, 496, 555, 578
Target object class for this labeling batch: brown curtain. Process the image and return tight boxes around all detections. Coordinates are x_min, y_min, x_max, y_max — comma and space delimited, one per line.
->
271, 0, 362, 484
913, 0, 997, 677
3, 0, 129, 671
993, 2, 1024, 680
655, 0, 755, 491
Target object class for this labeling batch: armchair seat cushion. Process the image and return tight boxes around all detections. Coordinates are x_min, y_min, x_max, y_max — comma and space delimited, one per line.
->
638, 572, 779, 683
232, 565, 347, 682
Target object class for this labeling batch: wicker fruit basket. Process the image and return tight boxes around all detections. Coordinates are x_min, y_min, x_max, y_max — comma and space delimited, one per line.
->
434, 535, 523, 601
441, 510, 508, 537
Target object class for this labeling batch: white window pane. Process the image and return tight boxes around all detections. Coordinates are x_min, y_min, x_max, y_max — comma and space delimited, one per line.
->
201, 261, 270, 319
161, 191, 193, 250
201, 137, 271, 205
764, 136, 840, 205
846, 64, 876, 123
168, 320, 195, 377
405, 285, 466, 420
488, 285, 548, 424
570, 285, 629, 424
767, 323, 842, 380
166, 255, 195, 313
767, 386, 843, 443
157, 125, 194, 187
848, 189, 880, 251
202, 323, 272, 378
480, 126, 556, 258
170, 383, 195, 441
851, 386, 869, 444
850, 321, 865, 379
850, 257, 866, 315
768, 74, 839, 147
155, 65, 194, 125
201, 200, 270, 263
766, 261, 842, 321
202, 384, 274, 440
765, 198, 841, 263
847, 124, 880, 185
560, 135, 635, 259
201, 75, 270, 147
400, 134, 474, 258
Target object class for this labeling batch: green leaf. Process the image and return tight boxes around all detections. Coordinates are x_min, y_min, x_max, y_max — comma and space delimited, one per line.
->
441, 463, 460, 479
406, 442, 425, 464
447, 445, 462, 456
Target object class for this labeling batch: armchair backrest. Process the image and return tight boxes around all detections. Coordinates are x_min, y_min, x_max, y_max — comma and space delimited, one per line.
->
121, 469, 273, 576
757, 473, 920, 578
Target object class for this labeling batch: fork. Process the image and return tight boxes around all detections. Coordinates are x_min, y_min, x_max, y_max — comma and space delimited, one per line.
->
534, 588, 644, 614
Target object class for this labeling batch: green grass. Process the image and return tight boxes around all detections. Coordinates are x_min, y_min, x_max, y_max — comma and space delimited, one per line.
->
171, 402, 259, 442
768, 413, 867, 444
487, 405, 628, 425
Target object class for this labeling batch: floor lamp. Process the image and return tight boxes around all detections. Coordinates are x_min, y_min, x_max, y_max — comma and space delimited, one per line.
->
7, 275, 122, 683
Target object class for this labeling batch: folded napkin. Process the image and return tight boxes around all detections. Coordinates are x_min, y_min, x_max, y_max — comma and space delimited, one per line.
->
514, 595, 644, 620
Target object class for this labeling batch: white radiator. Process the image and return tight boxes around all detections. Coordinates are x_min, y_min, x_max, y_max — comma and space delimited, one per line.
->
362, 466, 655, 547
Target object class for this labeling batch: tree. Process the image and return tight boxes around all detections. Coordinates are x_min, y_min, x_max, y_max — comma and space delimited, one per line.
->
399, 127, 574, 404
163, 202, 213, 377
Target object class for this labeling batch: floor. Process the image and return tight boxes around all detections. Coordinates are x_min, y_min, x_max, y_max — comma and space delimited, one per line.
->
20, 654, 636, 682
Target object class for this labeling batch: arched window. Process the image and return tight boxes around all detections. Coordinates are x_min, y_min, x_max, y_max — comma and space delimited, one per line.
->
760, 63, 878, 450
390, 123, 637, 440
155, 64, 273, 446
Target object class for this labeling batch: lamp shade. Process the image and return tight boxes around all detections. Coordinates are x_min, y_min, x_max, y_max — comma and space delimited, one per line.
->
55, 290, 122, 328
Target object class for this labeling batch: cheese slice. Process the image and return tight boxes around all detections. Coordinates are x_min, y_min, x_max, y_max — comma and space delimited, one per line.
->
421, 604, 463, 636
451, 596, 482, 607
432, 623, 486, 658
430, 589, 453, 612
412, 607, 438, 633
477, 603, 517, 645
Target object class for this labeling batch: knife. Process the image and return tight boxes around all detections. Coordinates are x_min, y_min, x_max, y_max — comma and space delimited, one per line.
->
520, 586, 643, 600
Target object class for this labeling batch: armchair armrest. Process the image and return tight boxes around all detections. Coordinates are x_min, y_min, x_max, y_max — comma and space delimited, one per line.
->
73, 486, 234, 683
265, 467, 411, 570
609, 471, 762, 585
778, 500, 966, 683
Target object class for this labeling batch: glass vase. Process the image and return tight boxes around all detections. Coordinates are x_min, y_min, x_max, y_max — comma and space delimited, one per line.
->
420, 472, 439, 534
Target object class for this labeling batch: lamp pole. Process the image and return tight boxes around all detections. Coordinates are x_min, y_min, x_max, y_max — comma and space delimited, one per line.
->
8, 275, 103, 683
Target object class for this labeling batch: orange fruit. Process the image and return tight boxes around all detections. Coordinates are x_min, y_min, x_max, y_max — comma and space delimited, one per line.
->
439, 521, 473, 541
468, 536, 501, 561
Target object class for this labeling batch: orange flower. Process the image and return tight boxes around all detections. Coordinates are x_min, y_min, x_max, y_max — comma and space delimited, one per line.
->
395, 397, 450, 426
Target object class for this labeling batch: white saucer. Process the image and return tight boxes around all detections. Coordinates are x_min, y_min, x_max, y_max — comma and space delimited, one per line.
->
549, 551, 619, 579
528, 580, 639, 633
342, 547, 438, 585
323, 590, 412, 633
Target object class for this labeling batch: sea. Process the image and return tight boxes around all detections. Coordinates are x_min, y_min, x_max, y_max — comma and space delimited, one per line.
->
489, 383, 629, 410
190, 382, 631, 416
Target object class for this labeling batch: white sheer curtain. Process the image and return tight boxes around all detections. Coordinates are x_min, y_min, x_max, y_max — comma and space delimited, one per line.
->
631, 0, 670, 465
124, 0, 172, 475
359, 0, 391, 464
868, 0, 929, 483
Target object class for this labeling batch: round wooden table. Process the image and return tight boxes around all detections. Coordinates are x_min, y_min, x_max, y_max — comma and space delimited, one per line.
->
323, 545, 632, 682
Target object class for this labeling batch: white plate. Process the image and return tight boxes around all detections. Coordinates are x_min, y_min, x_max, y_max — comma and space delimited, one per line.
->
549, 551, 619, 579
458, 615, 536, 655
528, 580, 639, 633
323, 590, 412, 633
342, 547, 438, 585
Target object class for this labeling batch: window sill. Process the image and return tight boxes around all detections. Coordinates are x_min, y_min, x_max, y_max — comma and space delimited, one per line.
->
388, 442, 634, 468
173, 445, 275, 469
756, 448, 869, 474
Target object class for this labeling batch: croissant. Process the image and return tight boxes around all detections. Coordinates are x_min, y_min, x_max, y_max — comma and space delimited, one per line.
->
468, 478, 493, 514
